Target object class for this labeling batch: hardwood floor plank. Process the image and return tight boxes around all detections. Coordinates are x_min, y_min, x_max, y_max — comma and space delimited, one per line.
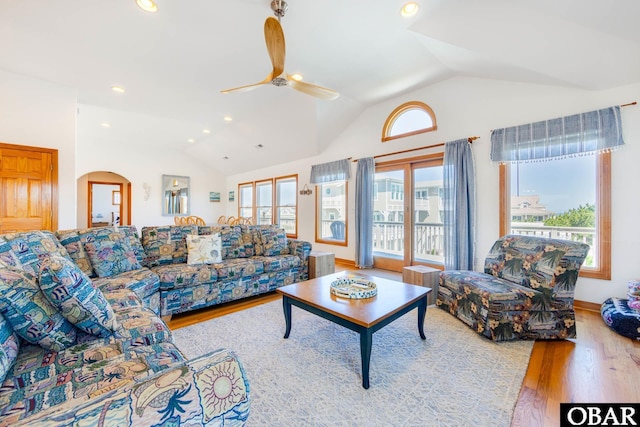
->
165, 264, 640, 425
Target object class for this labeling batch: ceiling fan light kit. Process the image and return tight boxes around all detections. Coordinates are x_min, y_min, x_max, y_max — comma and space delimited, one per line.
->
221, 0, 339, 100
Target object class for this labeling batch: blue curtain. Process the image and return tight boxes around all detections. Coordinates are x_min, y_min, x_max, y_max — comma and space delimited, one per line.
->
491, 106, 624, 163
443, 139, 476, 270
355, 157, 374, 268
309, 159, 351, 184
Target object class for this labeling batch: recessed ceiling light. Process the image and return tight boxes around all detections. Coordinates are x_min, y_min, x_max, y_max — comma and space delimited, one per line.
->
203, 129, 211, 134
223, 156, 229, 160
223, 116, 233, 122
136, 0, 158, 13
256, 144, 264, 149
290, 74, 303, 81
101, 123, 111, 128
111, 85, 126, 94
400, 2, 419, 17
187, 138, 195, 143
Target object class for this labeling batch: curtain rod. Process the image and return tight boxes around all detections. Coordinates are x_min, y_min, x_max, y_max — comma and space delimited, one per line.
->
621, 101, 637, 107
351, 136, 479, 163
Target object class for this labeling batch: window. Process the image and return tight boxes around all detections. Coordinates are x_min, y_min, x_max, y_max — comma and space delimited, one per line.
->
499, 152, 611, 279
256, 180, 273, 225
381, 101, 437, 142
316, 181, 347, 246
238, 175, 298, 237
238, 183, 253, 219
275, 176, 297, 236
373, 155, 445, 271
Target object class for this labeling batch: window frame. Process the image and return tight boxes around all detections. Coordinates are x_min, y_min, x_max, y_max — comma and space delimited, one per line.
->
238, 182, 254, 220
315, 181, 348, 246
275, 174, 298, 237
381, 101, 437, 142
499, 151, 611, 279
255, 179, 273, 226
238, 175, 298, 238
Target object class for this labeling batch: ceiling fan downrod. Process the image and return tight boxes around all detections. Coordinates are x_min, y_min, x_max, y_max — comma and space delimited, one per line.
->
270, 0, 287, 21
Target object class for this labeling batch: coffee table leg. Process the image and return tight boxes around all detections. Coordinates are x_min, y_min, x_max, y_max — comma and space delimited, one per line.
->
282, 296, 292, 339
417, 297, 427, 340
360, 330, 373, 389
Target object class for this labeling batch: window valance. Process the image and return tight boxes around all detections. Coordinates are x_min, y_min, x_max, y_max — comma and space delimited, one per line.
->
309, 158, 351, 184
490, 106, 624, 163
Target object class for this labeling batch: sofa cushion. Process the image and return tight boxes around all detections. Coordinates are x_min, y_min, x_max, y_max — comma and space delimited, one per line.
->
38, 255, 118, 337
213, 258, 265, 281
483, 236, 568, 289
85, 238, 142, 278
198, 225, 246, 259
0, 231, 71, 277
440, 270, 544, 312
253, 255, 301, 273
53, 229, 94, 277
102, 288, 145, 312
0, 340, 186, 421
259, 228, 288, 256
56, 226, 148, 278
0, 313, 19, 384
186, 233, 222, 265
0, 267, 77, 351
142, 225, 198, 267
151, 263, 219, 291
92, 267, 160, 300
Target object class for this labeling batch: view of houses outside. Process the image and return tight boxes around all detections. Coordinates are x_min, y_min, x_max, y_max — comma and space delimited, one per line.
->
373, 167, 445, 264
369, 155, 596, 267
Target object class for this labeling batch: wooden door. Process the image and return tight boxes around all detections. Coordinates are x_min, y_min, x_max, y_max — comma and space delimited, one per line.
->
0, 143, 58, 232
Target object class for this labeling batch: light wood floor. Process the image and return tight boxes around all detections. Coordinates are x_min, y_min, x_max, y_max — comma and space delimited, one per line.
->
166, 266, 640, 426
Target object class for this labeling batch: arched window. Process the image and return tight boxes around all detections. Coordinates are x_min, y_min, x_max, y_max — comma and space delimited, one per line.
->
381, 101, 437, 142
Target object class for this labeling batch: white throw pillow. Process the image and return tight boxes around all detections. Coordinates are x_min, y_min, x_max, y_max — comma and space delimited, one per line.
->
186, 233, 222, 265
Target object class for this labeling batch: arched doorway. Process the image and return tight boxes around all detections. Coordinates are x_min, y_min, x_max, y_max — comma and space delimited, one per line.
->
77, 171, 131, 228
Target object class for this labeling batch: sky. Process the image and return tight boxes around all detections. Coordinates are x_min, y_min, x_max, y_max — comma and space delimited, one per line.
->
509, 155, 596, 214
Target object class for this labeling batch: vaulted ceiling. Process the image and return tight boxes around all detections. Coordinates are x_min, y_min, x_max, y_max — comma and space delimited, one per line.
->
1, 0, 639, 175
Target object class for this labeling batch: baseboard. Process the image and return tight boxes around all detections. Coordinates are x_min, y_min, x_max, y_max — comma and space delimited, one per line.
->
575, 299, 602, 313
335, 258, 356, 268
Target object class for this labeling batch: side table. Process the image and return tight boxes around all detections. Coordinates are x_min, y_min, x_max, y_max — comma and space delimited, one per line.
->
402, 265, 440, 305
308, 251, 335, 279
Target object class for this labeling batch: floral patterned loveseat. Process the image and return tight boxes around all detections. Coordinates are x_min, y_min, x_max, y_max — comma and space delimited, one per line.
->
140, 224, 312, 319
0, 229, 251, 426
437, 235, 589, 341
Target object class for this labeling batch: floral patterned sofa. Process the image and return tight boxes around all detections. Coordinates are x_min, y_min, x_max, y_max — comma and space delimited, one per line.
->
437, 235, 589, 341
0, 229, 251, 425
140, 224, 312, 319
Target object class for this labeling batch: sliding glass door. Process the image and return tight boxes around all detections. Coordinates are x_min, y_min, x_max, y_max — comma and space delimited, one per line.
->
373, 155, 444, 271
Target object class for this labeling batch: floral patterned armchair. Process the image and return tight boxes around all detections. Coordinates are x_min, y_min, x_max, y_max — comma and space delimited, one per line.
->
437, 235, 589, 341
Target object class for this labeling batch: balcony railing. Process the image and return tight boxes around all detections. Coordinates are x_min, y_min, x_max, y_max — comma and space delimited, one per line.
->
372, 222, 597, 267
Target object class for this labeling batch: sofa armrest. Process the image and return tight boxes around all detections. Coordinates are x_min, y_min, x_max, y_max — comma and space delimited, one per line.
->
288, 239, 312, 280
12, 349, 251, 427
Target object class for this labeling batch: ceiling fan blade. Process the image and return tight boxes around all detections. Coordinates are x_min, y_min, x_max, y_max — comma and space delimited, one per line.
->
287, 75, 340, 100
221, 74, 273, 94
264, 17, 285, 78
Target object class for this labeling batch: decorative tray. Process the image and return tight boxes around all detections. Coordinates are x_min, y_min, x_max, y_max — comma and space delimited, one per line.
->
330, 276, 377, 299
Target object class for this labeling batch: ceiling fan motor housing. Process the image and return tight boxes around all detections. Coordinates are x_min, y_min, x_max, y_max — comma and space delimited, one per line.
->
271, 77, 288, 86
271, 0, 288, 18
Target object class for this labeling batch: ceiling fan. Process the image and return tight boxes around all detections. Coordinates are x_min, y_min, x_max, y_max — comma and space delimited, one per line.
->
221, 0, 339, 100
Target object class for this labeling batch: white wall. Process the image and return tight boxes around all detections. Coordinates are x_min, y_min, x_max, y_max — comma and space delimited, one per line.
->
227, 76, 640, 304
76, 105, 227, 230
0, 69, 78, 229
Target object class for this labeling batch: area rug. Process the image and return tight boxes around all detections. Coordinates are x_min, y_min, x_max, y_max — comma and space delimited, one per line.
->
172, 300, 533, 427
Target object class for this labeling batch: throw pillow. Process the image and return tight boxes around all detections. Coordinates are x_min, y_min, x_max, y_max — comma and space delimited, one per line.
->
39, 255, 118, 337
0, 312, 20, 384
260, 228, 288, 256
186, 233, 222, 265
84, 239, 142, 278
0, 267, 77, 351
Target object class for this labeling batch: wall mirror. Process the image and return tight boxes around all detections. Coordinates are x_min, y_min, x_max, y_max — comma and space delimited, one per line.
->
162, 175, 190, 216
